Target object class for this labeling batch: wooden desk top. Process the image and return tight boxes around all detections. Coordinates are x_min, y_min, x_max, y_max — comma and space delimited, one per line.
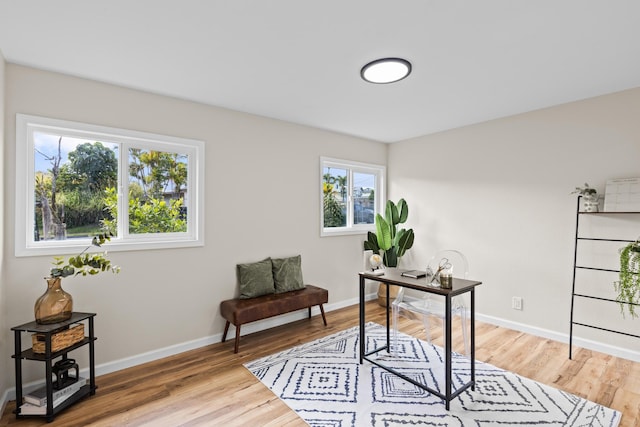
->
360, 268, 481, 297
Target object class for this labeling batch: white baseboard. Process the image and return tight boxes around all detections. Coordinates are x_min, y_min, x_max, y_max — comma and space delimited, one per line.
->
0, 388, 8, 418
2, 293, 378, 403
476, 312, 640, 363
94, 293, 378, 377
5, 294, 636, 407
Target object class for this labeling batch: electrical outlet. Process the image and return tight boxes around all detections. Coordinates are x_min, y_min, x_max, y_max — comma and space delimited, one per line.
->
512, 296, 523, 310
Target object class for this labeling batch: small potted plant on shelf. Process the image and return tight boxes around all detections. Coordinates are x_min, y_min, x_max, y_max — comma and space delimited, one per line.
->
35, 232, 120, 324
614, 240, 640, 318
571, 183, 599, 212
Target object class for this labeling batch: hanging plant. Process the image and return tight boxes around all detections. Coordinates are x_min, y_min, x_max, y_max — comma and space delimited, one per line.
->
614, 240, 640, 318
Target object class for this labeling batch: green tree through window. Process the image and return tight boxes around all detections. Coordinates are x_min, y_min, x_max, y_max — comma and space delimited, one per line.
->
320, 157, 385, 236
17, 114, 204, 256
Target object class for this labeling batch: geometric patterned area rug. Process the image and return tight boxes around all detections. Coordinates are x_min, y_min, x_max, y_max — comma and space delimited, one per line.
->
244, 323, 621, 427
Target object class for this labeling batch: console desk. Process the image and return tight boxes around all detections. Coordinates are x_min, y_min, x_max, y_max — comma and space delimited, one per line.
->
359, 269, 481, 410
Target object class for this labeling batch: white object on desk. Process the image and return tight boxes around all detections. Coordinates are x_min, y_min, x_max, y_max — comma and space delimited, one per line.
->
360, 269, 384, 276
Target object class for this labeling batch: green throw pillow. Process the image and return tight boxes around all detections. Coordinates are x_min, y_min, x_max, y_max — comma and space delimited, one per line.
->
237, 258, 275, 299
272, 255, 305, 293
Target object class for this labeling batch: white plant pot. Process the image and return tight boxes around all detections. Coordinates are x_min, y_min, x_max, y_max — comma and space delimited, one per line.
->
583, 197, 599, 212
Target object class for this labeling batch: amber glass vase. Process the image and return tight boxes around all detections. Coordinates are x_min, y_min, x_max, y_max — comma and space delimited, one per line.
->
34, 277, 73, 324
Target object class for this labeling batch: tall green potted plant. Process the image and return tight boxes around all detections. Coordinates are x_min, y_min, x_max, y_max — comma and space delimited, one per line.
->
363, 198, 415, 305
364, 199, 415, 267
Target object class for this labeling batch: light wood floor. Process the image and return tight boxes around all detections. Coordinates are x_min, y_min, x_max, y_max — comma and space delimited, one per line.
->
2, 301, 639, 426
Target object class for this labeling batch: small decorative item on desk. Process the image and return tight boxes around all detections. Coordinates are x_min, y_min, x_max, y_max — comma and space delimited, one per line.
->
34, 232, 120, 324
439, 267, 453, 289
368, 254, 385, 276
401, 269, 426, 279
429, 257, 453, 288
571, 183, 599, 212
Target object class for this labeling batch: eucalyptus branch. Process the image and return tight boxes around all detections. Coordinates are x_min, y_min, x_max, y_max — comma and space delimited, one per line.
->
50, 232, 120, 278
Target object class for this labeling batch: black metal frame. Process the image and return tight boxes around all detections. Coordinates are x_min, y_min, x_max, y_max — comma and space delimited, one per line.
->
569, 196, 640, 359
11, 312, 97, 422
359, 271, 480, 410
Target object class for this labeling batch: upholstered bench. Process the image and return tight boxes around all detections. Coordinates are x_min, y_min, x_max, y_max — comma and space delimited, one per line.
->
221, 284, 328, 353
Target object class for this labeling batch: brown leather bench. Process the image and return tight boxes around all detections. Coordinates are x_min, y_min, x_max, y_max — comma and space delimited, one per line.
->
220, 285, 328, 353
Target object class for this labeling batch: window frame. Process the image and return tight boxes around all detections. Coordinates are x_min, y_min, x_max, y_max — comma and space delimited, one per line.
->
15, 114, 205, 257
320, 157, 386, 237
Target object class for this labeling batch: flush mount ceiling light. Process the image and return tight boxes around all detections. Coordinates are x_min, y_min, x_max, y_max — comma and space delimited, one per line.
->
360, 58, 412, 84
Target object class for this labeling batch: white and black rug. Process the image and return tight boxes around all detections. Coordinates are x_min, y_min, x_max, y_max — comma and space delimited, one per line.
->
244, 323, 621, 426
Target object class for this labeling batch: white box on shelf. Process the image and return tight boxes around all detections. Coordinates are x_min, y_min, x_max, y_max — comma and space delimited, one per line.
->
604, 178, 640, 212
19, 386, 79, 415
23, 376, 87, 407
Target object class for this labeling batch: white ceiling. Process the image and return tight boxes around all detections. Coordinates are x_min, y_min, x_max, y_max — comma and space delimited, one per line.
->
1, 1, 639, 143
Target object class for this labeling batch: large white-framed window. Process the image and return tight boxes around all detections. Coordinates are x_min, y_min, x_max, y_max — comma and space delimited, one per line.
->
15, 114, 205, 256
320, 157, 385, 237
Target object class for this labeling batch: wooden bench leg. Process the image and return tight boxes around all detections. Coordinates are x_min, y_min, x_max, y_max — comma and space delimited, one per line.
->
222, 321, 230, 343
319, 304, 327, 326
309, 305, 327, 325
234, 324, 241, 354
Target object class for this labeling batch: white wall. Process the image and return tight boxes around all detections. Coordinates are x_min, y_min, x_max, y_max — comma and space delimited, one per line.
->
2, 64, 386, 387
3, 61, 639, 406
388, 88, 640, 359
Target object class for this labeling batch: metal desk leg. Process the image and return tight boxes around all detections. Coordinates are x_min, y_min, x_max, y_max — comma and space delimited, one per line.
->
445, 294, 452, 410
471, 288, 476, 390
359, 275, 365, 364
386, 280, 390, 352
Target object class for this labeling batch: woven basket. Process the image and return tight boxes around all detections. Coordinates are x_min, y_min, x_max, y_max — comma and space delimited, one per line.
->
32, 324, 85, 353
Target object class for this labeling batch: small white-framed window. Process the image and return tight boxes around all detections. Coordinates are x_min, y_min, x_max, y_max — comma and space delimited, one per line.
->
320, 157, 386, 237
15, 114, 205, 256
